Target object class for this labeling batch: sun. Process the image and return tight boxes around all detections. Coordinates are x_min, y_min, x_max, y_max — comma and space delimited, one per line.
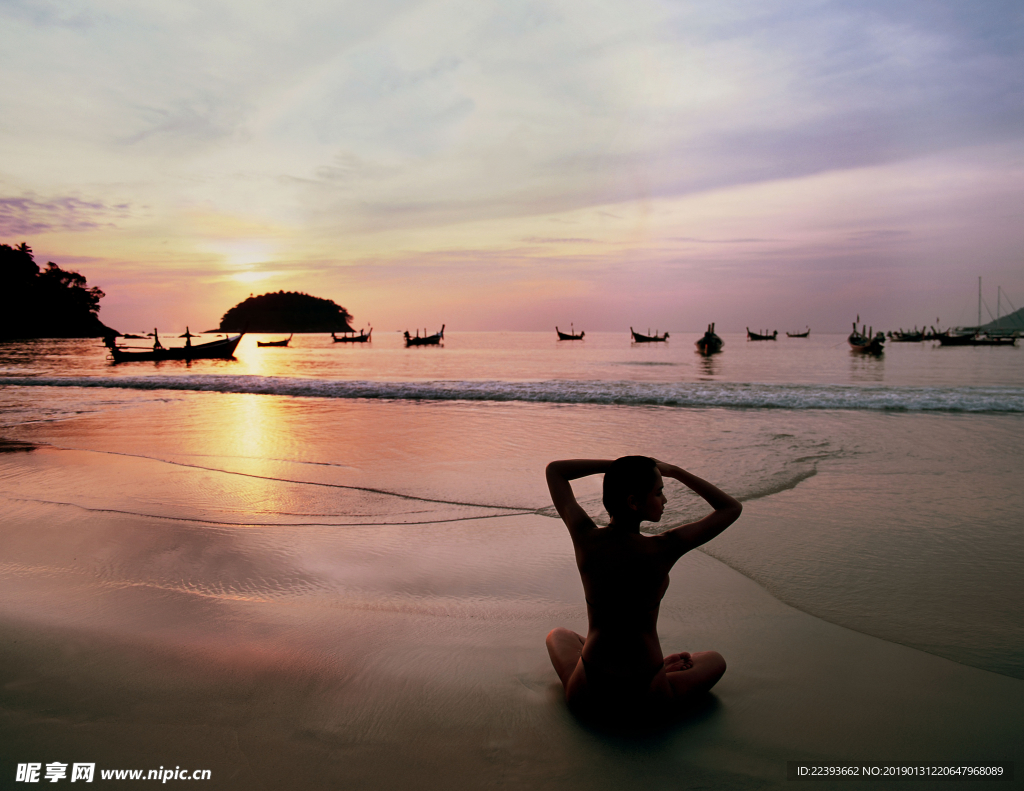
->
231, 270, 276, 284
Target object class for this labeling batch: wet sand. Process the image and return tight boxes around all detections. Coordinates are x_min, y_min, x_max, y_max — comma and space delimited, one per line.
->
1, 389, 1021, 788
1, 493, 1020, 790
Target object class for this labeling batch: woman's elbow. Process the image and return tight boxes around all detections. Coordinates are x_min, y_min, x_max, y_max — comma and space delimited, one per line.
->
721, 501, 742, 524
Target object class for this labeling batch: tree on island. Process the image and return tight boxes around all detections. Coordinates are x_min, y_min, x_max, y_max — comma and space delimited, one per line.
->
219, 291, 355, 333
0, 242, 117, 339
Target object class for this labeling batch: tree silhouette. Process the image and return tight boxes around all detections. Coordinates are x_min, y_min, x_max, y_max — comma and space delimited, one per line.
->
219, 291, 355, 333
0, 242, 114, 339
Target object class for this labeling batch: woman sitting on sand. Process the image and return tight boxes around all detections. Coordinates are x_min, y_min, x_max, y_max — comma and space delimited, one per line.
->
545, 457, 742, 719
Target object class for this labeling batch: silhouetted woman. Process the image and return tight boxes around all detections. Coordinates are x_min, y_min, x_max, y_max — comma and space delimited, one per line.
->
545, 456, 742, 721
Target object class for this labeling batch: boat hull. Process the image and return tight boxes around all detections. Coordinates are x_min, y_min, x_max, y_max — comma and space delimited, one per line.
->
404, 325, 444, 347
630, 327, 668, 343
108, 334, 243, 362
848, 335, 884, 354
695, 339, 723, 355
333, 330, 372, 343
937, 333, 1017, 347
695, 331, 724, 355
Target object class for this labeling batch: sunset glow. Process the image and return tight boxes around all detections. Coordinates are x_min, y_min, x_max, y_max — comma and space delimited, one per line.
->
2, 1, 1021, 332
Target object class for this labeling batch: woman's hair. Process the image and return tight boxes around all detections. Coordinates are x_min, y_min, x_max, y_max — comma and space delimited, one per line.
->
602, 456, 658, 521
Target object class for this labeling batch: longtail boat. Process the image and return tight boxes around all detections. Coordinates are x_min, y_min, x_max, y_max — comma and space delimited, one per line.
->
972, 334, 1018, 346
695, 323, 723, 355
257, 334, 293, 347
630, 327, 669, 343
786, 328, 810, 338
848, 322, 884, 354
332, 328, 372, 343
404, 325, 444, 347
936, 330, 1017, 347
556, 324, 584, 341
887, 328, 925, 342
104, 327, 244, 362
746, 328, 778, 341
935, 330, 980, 346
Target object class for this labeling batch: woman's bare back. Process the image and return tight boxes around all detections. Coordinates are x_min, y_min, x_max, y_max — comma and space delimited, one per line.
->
544, 458, 741, 719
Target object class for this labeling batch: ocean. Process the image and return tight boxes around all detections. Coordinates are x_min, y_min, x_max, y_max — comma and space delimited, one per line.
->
1, 330, 1022, 686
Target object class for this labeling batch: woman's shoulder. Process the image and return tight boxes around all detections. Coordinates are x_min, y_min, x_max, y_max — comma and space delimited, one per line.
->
586, 530, 684, 575
578, 528, 670, 561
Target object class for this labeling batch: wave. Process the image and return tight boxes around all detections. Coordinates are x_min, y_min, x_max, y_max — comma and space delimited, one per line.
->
3, 375, 1024, 412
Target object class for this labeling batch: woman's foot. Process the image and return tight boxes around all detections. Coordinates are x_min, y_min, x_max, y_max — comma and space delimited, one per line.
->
665, 651, 726, 702
664, 651, 693, 672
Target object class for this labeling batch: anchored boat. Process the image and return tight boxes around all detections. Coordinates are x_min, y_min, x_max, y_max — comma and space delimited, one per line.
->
332, 328, 372, 343
104, 328, 243, 362
556, 324, 584, 341
848, 322, 885, 354
404, 325, 445, 347
257, 334, 293, 347
630, 327, 669, 343
695, 323, 723, 355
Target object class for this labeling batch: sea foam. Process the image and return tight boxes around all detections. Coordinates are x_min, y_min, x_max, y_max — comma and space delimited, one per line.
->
3, 375, 1024, 412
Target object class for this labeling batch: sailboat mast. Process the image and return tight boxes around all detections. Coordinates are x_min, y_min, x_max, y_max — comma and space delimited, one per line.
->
978, 276, 982, 328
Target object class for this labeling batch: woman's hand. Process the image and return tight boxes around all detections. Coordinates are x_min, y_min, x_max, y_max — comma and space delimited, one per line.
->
654, 461, 742, 555
654, 459, 684, 479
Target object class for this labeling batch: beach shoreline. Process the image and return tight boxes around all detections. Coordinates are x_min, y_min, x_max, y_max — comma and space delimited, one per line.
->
2, 500, 1020, 790
1, 359, 1022, 789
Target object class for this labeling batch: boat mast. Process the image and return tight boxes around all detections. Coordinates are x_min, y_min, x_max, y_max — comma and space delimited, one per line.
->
978, 276, 982, 328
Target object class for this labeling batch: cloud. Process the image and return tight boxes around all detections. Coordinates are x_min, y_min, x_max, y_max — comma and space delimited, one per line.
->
670, 237, 777, 245
520, 237, 598, 244
2, 0, 1021, 330
0, 0, 105, 29
6, 0, 1022, 222
0, 195, 133, 236
259, 0, 1022, 237
118, 95, 252, 150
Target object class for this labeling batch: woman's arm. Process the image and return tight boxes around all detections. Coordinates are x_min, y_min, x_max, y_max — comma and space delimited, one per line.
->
545, 459, 610, 538
656, 461, 742, 555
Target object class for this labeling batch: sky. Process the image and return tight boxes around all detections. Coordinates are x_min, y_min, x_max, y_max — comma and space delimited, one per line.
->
1, 0, 1022, 333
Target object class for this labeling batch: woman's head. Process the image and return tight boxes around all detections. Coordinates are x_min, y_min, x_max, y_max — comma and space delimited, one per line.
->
603, 456, 663, 524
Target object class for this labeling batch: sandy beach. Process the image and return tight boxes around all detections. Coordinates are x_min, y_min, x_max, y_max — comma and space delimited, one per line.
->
2, 438, 1021, 789
5, 0, 1024, 782
2, 338, 1023, 789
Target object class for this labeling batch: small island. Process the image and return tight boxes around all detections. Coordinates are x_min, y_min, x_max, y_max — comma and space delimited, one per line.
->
218, 291, 356, 333
1, 241, 117, 340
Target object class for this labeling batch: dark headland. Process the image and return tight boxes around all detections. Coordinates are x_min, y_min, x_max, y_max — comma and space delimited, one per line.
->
0, 242, 117, 340
218, 291, 355, 333
980, 306, 1024, 332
